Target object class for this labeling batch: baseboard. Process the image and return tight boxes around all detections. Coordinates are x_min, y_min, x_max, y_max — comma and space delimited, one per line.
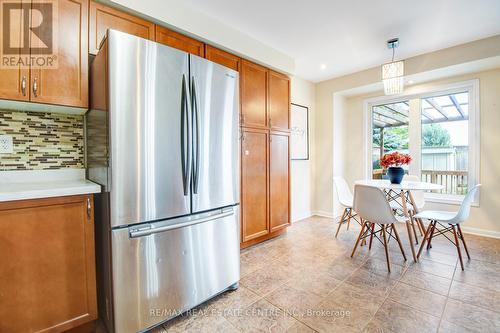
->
311, 210, 335, 218
291, 211, 313, 223
460, 226, 500, 239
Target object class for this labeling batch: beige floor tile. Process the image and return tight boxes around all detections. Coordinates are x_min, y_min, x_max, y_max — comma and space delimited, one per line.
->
453, 259, 500, 292
345, 268, 398, 298
438, 320, 478, 333
360, 256, 407, 279
389, 282, 447, 316
443, 299, 500, 333
240, 262, 291, 296
226, 298, 299, 333
286, 271, 342, 297
285, 321, 317, 332
207, 285, 261, 316
366, 299, 440, 333
400, 268, 452, 296
448, 280, 500, 312
265, 284, 325, 318
408, 258, 457, 279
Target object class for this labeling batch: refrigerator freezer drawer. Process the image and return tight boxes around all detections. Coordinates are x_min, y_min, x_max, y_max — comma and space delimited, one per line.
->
111, 207, 240, 333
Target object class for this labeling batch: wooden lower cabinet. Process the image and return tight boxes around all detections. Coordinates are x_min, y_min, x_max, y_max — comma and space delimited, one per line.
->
240, 128, 290, 248
269, 132, 290, 232
241, 128, 269, 243
0, 195, 97, 333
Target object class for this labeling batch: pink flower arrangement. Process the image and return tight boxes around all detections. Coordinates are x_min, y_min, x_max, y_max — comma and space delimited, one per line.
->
380, 152, 412, 169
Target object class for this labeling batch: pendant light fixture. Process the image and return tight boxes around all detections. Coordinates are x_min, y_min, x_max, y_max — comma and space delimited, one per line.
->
382, 38, 404, 95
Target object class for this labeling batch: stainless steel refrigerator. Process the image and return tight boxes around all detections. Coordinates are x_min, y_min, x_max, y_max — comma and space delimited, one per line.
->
86, 30, 240, 333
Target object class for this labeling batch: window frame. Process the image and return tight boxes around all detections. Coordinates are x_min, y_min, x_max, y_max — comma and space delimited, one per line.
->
363, 79, 480, 205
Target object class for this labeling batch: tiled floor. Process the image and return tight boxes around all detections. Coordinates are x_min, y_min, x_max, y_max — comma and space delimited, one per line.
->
134, 216, 500, 332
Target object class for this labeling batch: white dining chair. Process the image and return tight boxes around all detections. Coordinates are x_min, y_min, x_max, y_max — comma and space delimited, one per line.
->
416, 184, 481, 270
389, 175, 426, 240
351, 184, 407, 272
333, 177, 360, 237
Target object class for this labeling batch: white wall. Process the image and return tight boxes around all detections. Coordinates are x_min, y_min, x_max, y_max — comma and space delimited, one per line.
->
106, 0, 295, 74
290, 77, 315, 222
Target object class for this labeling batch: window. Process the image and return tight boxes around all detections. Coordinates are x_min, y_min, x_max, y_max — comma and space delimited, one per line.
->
420, 92, 469, 195
365, 80, 479, 204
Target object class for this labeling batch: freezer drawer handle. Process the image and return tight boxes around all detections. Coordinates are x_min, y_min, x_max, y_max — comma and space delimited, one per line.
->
129, 208, 234, 238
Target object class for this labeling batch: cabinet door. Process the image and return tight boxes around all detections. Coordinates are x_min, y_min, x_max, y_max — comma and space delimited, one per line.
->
240, 60, 267, 128
269, 133, 290, 232
205, 45, 240, 71
268, 71, 290, 131
30, 0, 88, 107
241, 128, 269, 242
89, 0, 155, 54
155, 26, 205, 56
0, 0, 29, 101
0, 195, 97, 333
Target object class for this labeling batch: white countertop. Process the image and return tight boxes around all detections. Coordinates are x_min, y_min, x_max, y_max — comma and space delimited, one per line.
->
0, 169, 101, 202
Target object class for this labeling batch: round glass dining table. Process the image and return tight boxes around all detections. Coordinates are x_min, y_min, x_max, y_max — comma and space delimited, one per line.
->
354, 179, 444, 261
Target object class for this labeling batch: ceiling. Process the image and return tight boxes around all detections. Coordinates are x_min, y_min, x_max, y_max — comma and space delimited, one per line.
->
184, 0, 500, 82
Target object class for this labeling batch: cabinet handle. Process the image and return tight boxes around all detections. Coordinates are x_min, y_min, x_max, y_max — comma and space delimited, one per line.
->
21, 76, 26, 96
33, 77, 38, 97
87, 197, 92, 220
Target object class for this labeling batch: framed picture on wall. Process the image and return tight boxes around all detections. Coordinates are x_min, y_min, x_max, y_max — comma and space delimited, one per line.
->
291, 103, 309, 160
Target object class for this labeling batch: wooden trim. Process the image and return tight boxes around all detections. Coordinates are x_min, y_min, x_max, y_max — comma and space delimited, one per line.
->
89, 1, 155, 54
205, 45, 240, 72
155, 25, 205, 57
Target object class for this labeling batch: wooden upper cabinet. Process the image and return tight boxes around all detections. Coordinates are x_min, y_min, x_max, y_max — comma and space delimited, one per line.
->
30, 0, 88, 108
0, 195, 97, 333
268, 70, 290, 131
240, 60, 267, 128
205, 45, 240, 71
269, 133, 290, 232
0, 0, 29, 101
241, 128, 269, 242
89, 0, 155, 54
155, 26, 205, 56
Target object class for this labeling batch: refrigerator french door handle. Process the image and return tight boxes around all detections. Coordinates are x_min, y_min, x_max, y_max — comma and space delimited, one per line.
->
181, 74, 192, 196
129, 208, 234, 238
191, 76, 201, 194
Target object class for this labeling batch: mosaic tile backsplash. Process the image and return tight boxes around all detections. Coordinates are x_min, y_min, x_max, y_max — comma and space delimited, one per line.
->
0, 110, 84, 170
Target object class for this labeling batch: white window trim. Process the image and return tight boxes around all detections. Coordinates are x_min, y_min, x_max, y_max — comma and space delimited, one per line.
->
363, 79, 480, 206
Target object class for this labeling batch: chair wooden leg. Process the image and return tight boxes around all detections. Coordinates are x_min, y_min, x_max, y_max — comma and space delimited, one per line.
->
347, 209, 352, 230
368, 223, 375, 250
381, 224, 391, 272
457, 224, 471, 260
409, 212, 419, 245
417, 218, 425, 236
426, 221, 436, 250
405, 220, 418, 262
351, 221, 367, 258
452, 225, 465, 271
417, 220, 435, 259
335, 208, 347, 238
392, 224, 407, 261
